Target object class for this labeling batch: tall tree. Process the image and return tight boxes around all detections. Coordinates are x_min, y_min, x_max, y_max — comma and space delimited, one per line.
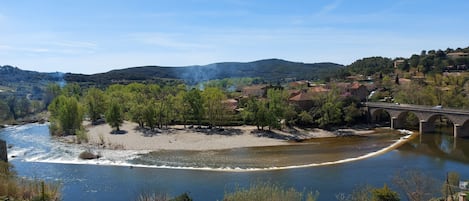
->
106, 99, 124, 132
84, 87, 107, 124
313, 88, 343, 128
43, 83, 61, 108
48, 95, 84, 136
266, 89, 289, 129
202, 87, 227, 128
184, 88, 204, 126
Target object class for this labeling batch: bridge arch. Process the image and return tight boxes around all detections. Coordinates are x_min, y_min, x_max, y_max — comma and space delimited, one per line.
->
395, 111, 421, 131
420, 114, 455, 135
370, 109, 391, 127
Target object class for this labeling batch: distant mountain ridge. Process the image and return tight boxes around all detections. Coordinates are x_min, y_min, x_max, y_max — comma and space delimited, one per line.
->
65, 59, 343, 86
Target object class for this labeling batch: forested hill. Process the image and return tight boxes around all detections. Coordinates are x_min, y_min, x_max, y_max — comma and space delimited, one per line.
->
64, 59, 343, 86
0, 65, 63, 86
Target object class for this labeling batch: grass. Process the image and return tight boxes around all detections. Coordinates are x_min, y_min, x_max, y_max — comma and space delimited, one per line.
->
0, 161, 61, 201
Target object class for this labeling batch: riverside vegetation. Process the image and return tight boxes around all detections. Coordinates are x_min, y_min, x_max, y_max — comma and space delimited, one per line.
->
133, 170, 468, 201
0, 161, 61, 201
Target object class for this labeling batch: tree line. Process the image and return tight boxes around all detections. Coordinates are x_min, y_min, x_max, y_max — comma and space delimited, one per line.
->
47, 82, 365, 137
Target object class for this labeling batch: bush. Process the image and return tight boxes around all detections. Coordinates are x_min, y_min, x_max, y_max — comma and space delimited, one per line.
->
223, 182, 318, 201
0, 161, 61, 200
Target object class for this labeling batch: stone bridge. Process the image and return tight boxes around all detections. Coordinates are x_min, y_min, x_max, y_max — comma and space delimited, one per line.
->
364, 102, 469, 138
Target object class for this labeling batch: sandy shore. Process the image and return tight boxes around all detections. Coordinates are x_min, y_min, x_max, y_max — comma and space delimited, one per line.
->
84, 121, 341, 151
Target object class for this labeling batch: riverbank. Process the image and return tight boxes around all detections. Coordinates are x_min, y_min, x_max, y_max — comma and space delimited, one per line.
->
83, 121, 388, 151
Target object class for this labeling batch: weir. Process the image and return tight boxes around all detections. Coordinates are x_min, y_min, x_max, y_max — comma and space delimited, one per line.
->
0, 139, 7, 162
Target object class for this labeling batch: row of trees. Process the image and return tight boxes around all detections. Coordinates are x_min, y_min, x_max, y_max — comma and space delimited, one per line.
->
48, 82, 365, 136
48, 83, 236, 136
398, 48, 469, 73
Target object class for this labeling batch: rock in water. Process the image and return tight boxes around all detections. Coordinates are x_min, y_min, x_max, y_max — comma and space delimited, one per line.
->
79, 150, 101, 160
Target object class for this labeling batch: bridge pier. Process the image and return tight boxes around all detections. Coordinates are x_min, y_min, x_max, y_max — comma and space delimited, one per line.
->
391, 117, 404, 129
419, 120, 435, 134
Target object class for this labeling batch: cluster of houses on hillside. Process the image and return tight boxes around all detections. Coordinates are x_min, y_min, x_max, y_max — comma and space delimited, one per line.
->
223, 80, 373, 112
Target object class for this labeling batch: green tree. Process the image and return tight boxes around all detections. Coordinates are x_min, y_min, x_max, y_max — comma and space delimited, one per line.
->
266, 89, 289, 129
143, 101, 157, 130
297, 111, 313, 126
0, 99, 11, 121
174, 90, 190, 127
343, 102, 362, 125
184, 88, 204, 125
409, 54, 420, 68
106, 99, 124, 132
43, 83, 61, 108
371, 184, 400, 201
243, 98, 271, 130
62, 83, 82, 98
129, 103, 146, 128
84, 87, 107, 124
48, 95, 84, 136
202, 87, 227, 128
313, 88, 343, 128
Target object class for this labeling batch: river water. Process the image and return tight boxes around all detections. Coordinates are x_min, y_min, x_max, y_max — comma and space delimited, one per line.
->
1, 124, 468, 201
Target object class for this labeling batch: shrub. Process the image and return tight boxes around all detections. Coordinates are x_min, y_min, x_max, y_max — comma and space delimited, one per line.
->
223, 182, 318, 201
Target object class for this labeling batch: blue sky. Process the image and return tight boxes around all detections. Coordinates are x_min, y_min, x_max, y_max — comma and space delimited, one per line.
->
0, 0, 468, 74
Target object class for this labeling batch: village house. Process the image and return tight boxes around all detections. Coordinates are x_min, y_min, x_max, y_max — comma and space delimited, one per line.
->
242, 84, 268, 97
394, 59, 406, 68
223, 99, 239, 112
288, 86, 330, 111
242, 84, 283, 98
289, 90, 314, 111
333, 82, 369, 101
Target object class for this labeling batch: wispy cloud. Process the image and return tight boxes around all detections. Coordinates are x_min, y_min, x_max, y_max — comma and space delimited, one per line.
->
316, 0, 342, 16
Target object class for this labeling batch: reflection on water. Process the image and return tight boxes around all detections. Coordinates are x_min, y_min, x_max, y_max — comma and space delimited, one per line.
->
398, 127, 469, 164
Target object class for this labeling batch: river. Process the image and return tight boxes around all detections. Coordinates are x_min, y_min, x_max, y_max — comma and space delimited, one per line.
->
1, 124, 468, 201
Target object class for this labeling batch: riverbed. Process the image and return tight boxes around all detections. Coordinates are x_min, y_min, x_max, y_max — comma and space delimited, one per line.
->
1, 124, 468, 200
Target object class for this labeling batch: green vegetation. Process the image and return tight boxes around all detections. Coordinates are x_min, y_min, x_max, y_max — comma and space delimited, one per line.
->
336, 184, 400, 201
0, 161, 61, 201
341, 57, 394, 77
105, 99, 124, 132
48, 95, 84, 136
223, 182, 319, 201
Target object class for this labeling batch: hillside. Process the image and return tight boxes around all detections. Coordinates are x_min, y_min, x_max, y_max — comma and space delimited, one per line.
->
0, 65, 63, 98
64, 59, 343, 86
